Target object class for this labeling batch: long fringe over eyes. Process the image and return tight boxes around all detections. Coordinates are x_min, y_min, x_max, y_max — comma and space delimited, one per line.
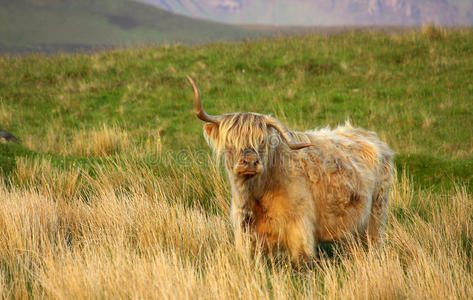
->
204, 113, 273, 158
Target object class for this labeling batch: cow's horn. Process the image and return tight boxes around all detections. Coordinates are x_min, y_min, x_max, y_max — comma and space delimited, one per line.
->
266, 117, 315, 150
186, 76, 222, 124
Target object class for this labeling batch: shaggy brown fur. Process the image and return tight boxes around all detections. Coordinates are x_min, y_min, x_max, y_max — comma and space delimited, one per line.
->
187, 77, 395, 263
204, 114, 394, 263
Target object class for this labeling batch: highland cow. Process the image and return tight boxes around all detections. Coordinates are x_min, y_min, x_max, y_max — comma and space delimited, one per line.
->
187, 76, 395, 263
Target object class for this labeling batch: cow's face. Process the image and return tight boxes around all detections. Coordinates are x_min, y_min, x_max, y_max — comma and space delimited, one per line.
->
203, 113, 269, 180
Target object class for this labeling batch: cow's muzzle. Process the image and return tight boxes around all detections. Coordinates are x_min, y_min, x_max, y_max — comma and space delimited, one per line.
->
234, 151, 262, 179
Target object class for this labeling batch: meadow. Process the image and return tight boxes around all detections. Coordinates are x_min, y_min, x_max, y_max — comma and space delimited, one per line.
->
0, 26, 472, 298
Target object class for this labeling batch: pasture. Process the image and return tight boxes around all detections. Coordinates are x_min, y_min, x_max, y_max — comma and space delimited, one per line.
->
0, 27, 472, 298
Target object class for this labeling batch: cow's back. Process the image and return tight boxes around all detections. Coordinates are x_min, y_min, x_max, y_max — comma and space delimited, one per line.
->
291, 123, 394, 241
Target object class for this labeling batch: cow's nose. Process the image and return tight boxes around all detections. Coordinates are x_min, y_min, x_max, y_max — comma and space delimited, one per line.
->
240, 157, 260, 167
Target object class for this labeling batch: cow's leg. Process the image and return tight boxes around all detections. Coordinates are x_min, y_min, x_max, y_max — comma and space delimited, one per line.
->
285, 217, 315, 263
366, 190, 389, 246
366, 155, 394, 247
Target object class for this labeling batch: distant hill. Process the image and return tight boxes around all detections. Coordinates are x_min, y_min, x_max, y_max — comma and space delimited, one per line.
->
138, 0, 473, 26
0, 0, 257, 54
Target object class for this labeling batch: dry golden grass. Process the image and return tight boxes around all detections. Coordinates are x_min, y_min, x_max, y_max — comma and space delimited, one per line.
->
23, 124, 133, 157
70, 124, 130, 157
0, 152, 472, 299
22, 123, 166, 160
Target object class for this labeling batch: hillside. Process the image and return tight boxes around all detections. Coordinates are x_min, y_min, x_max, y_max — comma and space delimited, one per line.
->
139, 0, 473, 25
0, 0, 256, 54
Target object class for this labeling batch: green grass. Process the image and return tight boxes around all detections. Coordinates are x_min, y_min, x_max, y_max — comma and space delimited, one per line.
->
1, 27, 472, 191
396, 154, 473, 191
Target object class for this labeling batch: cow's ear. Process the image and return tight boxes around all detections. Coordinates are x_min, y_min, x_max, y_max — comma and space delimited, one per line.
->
203, 123, 219, 142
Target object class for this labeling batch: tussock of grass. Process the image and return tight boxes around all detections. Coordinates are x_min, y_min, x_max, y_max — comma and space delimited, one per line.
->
70, 124, 129, 157
13, 157, 82, 199
22, 124, 129, 157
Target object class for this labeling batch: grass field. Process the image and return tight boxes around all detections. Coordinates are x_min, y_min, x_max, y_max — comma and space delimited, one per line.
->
0, 26, 472, 298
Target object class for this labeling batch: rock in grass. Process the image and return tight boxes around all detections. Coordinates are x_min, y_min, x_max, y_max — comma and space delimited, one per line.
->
0, 130, 19, 143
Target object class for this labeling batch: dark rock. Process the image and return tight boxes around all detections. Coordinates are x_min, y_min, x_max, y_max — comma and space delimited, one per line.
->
0, 130, 19, 143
